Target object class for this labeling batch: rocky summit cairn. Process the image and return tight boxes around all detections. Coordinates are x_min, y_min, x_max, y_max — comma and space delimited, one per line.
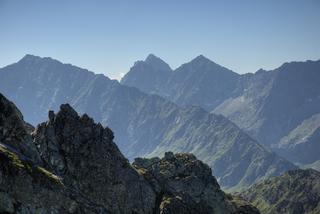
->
133, 152, 260, 214
0, 93, 259, 214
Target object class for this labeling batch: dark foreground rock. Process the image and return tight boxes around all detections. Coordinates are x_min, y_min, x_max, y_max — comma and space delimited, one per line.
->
133, 152, 260, 214
0, 93, 258, 213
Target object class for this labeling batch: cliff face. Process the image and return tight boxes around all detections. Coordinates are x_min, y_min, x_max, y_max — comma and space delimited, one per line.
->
0, 93, 259, 214
0, 94, 40, 163
0, 93, 156, 213
32, 104, 156, 213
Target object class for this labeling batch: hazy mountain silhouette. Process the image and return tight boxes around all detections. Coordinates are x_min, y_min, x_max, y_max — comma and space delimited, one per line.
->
121, 55, 320, 166
0, 55, 296, 190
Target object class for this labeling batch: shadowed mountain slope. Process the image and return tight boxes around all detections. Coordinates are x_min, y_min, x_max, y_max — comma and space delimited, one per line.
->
0, 55, 296, 190
121, 55, 320, 166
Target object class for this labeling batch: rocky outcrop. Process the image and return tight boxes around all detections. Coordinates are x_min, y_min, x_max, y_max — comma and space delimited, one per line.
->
133, 152, 259, 214
1, 93, 156, 213
0, 145, 79, 213
240, 169, 320, 214
32, 104, 156, 213
0, 94, 40, 163
0, 93, 259, 213
0, 94, 87, 213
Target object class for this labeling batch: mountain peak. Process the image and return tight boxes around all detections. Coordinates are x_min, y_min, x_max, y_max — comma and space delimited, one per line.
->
144, 54, 172, 71
191, 54, 213, 64
178, 55, 236, 75
20, 54, 42, 62
19, 54, 61, 65
145, 53, 159, 61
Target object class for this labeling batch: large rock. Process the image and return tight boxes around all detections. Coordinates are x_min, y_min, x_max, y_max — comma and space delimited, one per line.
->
32, 104, 156, 214
133, 152, 260, 214
0, 145, 80, 213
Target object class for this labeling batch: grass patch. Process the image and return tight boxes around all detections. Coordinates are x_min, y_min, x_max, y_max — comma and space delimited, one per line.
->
0, 146, 25, 169
0, 145, 62, 185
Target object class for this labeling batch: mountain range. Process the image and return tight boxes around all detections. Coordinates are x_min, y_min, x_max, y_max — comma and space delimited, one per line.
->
1, 92, 259, 213
0, 54, 297, 191
121, 54, 320, 167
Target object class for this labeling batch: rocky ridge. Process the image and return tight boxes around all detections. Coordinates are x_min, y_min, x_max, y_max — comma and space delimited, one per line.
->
0, 93, 258, 214
133, 152, 260, 214
0, 55, 296, 190
121, 55, 320, 166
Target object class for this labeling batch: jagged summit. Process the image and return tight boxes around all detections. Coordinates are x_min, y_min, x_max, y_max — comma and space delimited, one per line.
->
34, 102, 157, 213
19, 54, 57, 63
22, 54, 39, 59
133, 151, 260, 213
0, 94, 259, 213
276, 58, 320, 72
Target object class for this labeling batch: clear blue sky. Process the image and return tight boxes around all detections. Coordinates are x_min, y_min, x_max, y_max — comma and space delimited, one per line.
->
1, 0, 319, 79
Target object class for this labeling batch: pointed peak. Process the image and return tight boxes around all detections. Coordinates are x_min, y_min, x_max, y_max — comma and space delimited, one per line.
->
178, 55, 218, 69
176, 55, 238, 75
145, 54, 166, 64
142, 54, 171, 71
145, 53, 159, 61
191, 54, 213, 64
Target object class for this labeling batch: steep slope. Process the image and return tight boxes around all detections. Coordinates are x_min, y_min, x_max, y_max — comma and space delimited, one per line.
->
121, 54, 240, 111
122, 55, 320, 165
0, 93, 40, 163
0, 93, 156, 213
0, 145, 79, 213
303, 160, 320, 171
0, 93, 258, 214
0, 93, 77, 213
0, 54, 100, 125
215, 60, 320, 164
276, 113, 320, 164
133, 152, 260, 214
165, 55, 239, 111
121, 54, 172, 95
0, 55, 296, 190
32, 104, 156, 213
240, 169, 320, 214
